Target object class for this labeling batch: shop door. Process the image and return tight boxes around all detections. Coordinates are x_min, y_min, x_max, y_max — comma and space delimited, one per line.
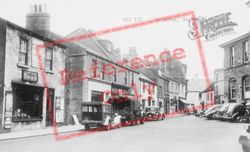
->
46, 89, 55, 126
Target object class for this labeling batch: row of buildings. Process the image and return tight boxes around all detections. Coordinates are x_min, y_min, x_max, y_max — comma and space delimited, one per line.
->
0, 4, 187, 133
194, 32, 250, 106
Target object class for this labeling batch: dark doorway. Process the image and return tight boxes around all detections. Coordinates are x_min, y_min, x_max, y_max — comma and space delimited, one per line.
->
46, 89, 55, 126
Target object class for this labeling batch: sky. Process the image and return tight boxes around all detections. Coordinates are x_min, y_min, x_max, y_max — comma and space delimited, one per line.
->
0, 0, 249, 80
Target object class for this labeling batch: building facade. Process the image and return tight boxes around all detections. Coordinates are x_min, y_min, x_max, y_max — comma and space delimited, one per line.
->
220, 32, 250, 103
214, 68, 225, 104
65, 29, 140, 124
139, 73, 158, 111
0, 16, 66, 132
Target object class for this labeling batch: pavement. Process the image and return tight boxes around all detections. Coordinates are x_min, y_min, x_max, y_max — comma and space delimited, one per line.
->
0, 113, 184, 141
0, 125, 85, 141
0, 115, 246, 152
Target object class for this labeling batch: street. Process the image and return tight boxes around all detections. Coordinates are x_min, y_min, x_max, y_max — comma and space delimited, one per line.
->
0, 116, 245, 152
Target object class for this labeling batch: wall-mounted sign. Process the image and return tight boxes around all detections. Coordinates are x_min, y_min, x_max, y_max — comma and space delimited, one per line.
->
22, 70, 38, 83
4, 91, 13, 129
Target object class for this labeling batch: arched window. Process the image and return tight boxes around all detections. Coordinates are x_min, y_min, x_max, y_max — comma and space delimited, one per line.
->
229, 78, 237, 99
243, 76, 250, 99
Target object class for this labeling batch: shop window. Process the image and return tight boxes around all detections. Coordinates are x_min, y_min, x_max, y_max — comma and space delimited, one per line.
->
244, 41, 249, 63
243, 76, 250, 99
18, 38, 28, 65
91, 91, 103, 102
142, 100, 145, 109
12, 83, 43, 121
45, 48, 53, 71
229, 79, 237, 99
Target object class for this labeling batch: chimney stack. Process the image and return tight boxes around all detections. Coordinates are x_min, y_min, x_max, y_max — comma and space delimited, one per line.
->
26, 4, 50, 36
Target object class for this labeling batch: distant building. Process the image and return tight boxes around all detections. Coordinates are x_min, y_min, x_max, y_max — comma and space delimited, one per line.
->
220, 32, 250, 103
199, 84, 214, 108
186, 79, 207, 105
123, 47, 138, 61
214, 68, 225, 104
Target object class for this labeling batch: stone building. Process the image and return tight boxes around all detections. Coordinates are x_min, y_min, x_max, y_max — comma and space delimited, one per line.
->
0, 4, 66, 133
214, 68, 225, 104
220, 32, 250, 103
65, 28, 140, 124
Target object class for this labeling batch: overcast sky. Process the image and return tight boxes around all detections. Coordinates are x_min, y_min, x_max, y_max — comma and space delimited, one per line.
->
1, 0, 250, 80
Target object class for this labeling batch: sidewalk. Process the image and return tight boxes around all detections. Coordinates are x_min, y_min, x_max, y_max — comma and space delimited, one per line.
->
0, 125, 85, 141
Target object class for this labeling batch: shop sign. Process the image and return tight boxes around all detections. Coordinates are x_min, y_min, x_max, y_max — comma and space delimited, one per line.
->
22, 70, 38, 83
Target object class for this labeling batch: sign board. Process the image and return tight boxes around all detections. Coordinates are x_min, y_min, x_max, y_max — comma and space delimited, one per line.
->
22, 70, 38, 83
72, 114, 80, 125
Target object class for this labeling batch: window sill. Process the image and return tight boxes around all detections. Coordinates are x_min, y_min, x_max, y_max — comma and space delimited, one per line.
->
12, 118, 43, 122
45, 70, 54, 74
17, 63, 29, 69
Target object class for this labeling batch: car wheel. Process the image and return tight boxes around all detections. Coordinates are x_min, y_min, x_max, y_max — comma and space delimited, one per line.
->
85, 124, 90, 130
235, 116, 242, 123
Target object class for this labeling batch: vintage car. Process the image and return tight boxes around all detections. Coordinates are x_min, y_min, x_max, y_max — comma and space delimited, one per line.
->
222, 103, 243, 122
214, 103, 230, 120
203, 104, 222, 119
144, 106, 165, 121
81, 102, 122, 130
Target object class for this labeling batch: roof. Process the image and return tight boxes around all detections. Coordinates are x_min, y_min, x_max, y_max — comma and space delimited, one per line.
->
220, 32, 250, 48
187, 79, 207, 92
139, 73, 156, 84
0, 17, 66, 48
200, 83, 214, 93
66, 28, 138, 73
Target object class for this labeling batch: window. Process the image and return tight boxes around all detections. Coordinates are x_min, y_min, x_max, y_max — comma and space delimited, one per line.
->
12, 83, 43, 121
244, 41, 249, 63
215, 85, 218, 95
243, 76, 250, 99
143, 82, 146, 93
91, 59, 98, 78
113, 68, 117, 82
91, 91, 103, 102
131, 73, 134, 85
18, 38, 28, 65
152, 100, 155, 106
158, 86, 162, 96
230, 46, 235, 67
124, 72, 127, 85
45, 48, 53, 71
229, 79, 237, 99
100, 62, 105, 80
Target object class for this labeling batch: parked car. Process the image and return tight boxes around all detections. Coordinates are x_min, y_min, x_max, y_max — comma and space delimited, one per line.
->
109, 96, 145, 126
144, 106, 165, 121
214, 103, 230, 120
222, 103, 242, 122
81, 102, 122, 130
203, 104, 222, 119
235, 103, 250, 123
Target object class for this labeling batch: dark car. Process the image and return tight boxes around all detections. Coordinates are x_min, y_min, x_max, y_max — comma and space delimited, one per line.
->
214, 103, 230, 120
223, 103, 243, 122
145, 106, 165, 121
203, 104, 222, 119
81, 102, 121, 130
